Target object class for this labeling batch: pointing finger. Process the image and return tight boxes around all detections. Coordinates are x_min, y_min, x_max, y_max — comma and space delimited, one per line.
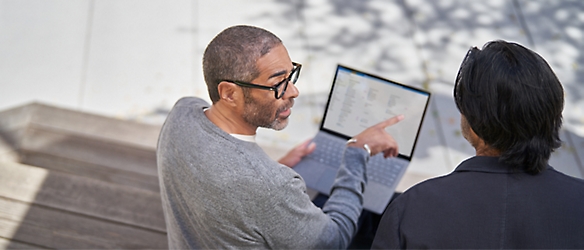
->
375, 114, 405, 129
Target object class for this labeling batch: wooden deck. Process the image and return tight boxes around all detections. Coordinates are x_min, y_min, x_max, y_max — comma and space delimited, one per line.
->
0, 103, 167, 249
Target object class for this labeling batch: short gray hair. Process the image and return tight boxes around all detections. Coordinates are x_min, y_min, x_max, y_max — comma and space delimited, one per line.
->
202, 25, 282, 103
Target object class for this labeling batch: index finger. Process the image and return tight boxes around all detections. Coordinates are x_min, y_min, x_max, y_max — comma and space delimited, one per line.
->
374, 114, 405, 129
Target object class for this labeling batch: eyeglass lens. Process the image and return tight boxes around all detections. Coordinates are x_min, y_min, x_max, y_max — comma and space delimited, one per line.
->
276, 66, 300, 99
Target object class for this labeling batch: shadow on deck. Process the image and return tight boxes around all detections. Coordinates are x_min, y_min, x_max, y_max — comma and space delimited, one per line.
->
0, 103, 167, 249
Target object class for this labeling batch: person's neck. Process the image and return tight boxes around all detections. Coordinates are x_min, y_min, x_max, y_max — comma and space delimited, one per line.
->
204, 104, 256, 135
475, 142, 501, 157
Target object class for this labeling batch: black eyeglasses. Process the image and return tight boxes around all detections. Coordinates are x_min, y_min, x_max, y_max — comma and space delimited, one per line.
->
224, 62, 301, 99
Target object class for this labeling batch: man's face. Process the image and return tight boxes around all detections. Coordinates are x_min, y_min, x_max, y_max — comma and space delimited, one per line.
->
241, 44, 299, 131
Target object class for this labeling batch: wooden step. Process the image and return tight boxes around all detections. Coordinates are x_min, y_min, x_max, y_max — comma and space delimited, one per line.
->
0, 161, 165, 232
0, 196, 167, 249
0, 237, 45, 249
0, 102, 161, 191
0, 102, 160, 151
18, 125, 160, 192
0, 103, 169, 248
0, 161, 167, 248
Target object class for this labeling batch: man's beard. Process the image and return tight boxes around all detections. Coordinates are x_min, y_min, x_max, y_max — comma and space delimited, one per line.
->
242, 94, 293, 131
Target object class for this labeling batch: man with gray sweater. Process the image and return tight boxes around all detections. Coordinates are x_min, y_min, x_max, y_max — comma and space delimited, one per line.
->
157, 25, 403, 249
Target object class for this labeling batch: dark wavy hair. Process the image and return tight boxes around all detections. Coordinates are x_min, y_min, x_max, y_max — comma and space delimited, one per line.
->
202, 25, 282, 103
454, 40, 564, 174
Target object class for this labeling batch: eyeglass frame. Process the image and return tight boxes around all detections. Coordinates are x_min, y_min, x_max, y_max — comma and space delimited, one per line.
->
222, 62, 302, 99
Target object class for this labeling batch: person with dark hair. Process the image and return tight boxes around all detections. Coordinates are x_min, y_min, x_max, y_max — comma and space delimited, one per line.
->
372, 40, 584, 249
157, 25, 403, 249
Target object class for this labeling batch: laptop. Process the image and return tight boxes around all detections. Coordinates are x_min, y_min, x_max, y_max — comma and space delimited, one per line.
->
293, 64, 431, 214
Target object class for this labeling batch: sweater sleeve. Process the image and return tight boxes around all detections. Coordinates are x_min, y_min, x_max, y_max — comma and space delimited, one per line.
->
259, 147, 369, 249
322, 146, 369, 246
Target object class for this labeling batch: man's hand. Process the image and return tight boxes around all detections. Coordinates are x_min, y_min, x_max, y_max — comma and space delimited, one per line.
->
349, 115, 404, 158
278, 139, 317, 168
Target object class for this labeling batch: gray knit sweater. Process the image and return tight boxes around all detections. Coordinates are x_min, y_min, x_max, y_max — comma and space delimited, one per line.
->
157, 97, 369, 249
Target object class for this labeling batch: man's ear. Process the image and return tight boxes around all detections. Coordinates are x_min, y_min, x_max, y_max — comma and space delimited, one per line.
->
217, 81, 242, 106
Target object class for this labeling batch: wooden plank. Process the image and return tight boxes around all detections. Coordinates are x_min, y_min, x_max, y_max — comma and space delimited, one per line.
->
17, 124, 160, 192
0, 236, 47, 250
0, 102, 161, 165
0, 197, 167, 249
19, 150, 160, 193
27, 103, 161, 150
0, 161, 165, 232
0, 102, 162, 191
0, 103, 33, 134
0, 104, 35, 163
0, 126, 26, 163
21, 126, 158, 177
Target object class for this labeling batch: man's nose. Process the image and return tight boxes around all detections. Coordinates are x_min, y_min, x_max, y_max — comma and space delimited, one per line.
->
284, 82, 299, 99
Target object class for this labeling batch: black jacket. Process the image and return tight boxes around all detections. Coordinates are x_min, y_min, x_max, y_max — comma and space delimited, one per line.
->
372, 156, 584, 249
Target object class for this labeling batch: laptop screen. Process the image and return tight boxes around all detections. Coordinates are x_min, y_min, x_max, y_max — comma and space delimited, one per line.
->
321, 65, 431, 160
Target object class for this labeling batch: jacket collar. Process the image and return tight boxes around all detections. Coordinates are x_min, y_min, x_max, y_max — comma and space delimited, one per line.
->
454, 156, 550, 174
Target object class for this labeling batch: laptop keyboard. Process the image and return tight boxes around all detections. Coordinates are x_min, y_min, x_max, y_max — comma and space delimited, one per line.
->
307, 134, 344, 168
368, 156, 403, 186
308, 134, 405, 187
